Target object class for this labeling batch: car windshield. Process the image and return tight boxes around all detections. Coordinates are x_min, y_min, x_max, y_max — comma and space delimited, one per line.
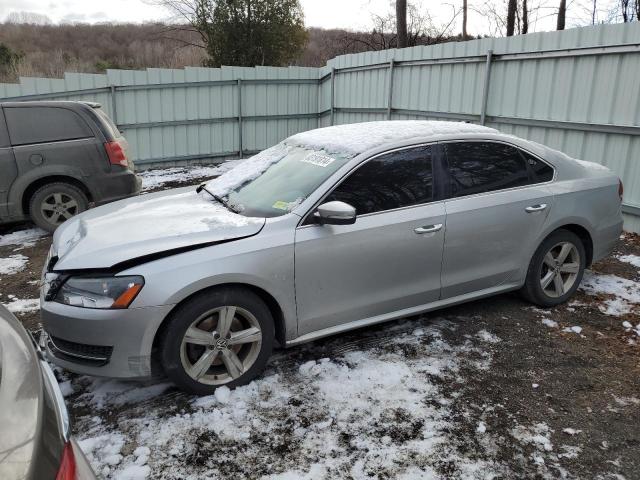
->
226, 146, 350, 218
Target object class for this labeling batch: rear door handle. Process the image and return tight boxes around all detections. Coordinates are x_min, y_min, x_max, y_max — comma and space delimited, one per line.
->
525, 204, 547, 213
414, 224, 443, 234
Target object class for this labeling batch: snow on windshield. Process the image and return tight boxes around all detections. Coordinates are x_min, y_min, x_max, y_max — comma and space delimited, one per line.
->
287, 121, 497, 156
206, 143, 291, 197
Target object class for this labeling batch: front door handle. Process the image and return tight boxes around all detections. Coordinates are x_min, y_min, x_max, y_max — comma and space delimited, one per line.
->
414, 224, 443, 234
525, 204, 547, 213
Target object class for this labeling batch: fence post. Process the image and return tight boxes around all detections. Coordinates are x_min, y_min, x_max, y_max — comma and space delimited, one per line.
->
109, 85, 118, 125
237, 78, 243, 158
480, 50, 493, 125
330, 67, 336, 126
387, 59, 395, 120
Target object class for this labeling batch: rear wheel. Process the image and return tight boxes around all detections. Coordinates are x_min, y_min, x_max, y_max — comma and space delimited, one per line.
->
521, 229, 586, 307
160, 287, 274, 395
29, 182, 88, 232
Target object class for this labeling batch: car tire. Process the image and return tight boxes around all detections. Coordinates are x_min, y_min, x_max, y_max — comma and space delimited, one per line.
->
160, 287, 275, 395
521, 229, 586, 308
29, 182, 88, 233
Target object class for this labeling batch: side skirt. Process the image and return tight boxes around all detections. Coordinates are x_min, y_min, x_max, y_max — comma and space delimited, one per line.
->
285, 282, 521, 347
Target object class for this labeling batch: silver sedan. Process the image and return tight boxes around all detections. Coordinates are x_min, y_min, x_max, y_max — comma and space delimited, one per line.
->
40, 121, 623, 395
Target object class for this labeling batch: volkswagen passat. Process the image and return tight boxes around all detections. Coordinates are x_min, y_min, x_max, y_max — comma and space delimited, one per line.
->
40, 121, 623, 394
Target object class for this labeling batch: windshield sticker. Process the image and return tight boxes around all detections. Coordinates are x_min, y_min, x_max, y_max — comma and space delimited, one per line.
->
301, 152, 335, 168
272, 201, 290, 210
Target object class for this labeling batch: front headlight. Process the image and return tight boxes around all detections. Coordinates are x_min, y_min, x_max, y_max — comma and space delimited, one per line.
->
54, 276, 144, 309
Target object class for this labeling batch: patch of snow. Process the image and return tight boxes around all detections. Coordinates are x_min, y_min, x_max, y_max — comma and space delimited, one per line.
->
562, 428, 582, 435
622, 321, 633, 329
476, 329, 501, 343
580, 271, 640, 316
78, 377, 172, 409
558, 445, 581, 459
532, 384, 539, 389
69, 320, 502, 479
59, 380, 75, 397
0, 228, 47, 248
3, 298, 39, 314
139, 161, 243, 191
616, 254, 640, 268
562, 326, 582, 335
0, 254, 28, 275
476, 422, 487, 434
288, 121, 497, 156
512, 423, 553, 452
541, 318, 558, 328
612, 395, 640, 407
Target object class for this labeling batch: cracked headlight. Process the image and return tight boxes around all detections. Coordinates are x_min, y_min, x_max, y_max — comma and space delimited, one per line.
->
55, 276, 144, 309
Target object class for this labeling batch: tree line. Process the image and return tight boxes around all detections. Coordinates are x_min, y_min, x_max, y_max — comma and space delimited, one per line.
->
1, 0, 638, 82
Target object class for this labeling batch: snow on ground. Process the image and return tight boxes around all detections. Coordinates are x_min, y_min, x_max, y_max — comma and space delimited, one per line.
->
0, 227, 47, 248
3, 297, 40, 314
0, 253, 28, 275
616, 254, 640, 269
138, 161, 244, 191
68, 319, 506, 479
579, 270, 640, 316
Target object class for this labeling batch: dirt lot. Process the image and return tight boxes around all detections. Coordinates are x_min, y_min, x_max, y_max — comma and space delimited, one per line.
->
1, 167, 639, 480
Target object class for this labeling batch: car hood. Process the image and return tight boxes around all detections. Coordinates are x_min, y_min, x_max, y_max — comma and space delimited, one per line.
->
51, 187, 265, 271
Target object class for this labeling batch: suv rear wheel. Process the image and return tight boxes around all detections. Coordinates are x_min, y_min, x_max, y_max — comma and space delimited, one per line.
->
29, 182, 88, 232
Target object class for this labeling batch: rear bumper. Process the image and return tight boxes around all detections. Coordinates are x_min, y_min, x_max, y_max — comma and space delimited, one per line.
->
593, 219, 624, 262
40, 300, 173, 379
93, 170, 141, 206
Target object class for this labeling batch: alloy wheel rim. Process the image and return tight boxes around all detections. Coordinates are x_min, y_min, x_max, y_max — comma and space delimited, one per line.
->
41, 192, 79, 225
540, 241, 580, 298
179, 306, 262, 386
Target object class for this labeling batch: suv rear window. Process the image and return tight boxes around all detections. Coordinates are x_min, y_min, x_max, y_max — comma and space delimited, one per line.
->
5, 107, 94, 146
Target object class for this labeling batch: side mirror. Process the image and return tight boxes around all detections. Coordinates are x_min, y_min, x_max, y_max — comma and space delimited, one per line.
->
313, 201, 357, 225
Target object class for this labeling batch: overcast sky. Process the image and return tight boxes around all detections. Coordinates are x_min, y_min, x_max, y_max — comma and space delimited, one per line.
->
0, 0, 621, 36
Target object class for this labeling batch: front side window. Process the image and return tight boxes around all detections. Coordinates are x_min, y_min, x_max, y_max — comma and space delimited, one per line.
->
445, 142, 530, 197
326, 145, 434, 215
5, 107, 93, 146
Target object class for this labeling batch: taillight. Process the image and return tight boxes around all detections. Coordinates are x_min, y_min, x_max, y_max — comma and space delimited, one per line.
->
56, 442, 76, 480
618, 179, 624, 202
104, 141, 127, 167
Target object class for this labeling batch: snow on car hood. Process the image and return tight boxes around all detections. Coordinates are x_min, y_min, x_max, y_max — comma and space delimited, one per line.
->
52, 187, 265, 271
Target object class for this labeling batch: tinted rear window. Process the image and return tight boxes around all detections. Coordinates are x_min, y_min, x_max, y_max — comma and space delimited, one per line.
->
91, 107, 121, 139
445, 142, 530, 197
5, 106, 94, 146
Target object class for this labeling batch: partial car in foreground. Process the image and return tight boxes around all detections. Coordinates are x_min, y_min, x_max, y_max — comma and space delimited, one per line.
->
0, 304, 95, 480
39, 121, 623, 394
0, 100, 140, 232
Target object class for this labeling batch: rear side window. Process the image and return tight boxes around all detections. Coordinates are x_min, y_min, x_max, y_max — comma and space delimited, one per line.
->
90, 107, 121, 139
0, 110, 9, 148
445, 142, 530, 197
5, 107, 93, 146
523, 151, 554, 182
326, 145, 434, 215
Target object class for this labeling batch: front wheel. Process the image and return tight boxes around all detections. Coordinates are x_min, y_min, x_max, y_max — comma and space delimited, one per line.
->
521, 229, 586, 307
160, 287, 274, 395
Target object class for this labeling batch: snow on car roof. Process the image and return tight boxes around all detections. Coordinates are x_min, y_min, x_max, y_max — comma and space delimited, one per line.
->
286, 120, 498, 156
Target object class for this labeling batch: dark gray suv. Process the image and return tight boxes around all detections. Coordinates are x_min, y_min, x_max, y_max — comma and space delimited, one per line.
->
0, 101, 141, 232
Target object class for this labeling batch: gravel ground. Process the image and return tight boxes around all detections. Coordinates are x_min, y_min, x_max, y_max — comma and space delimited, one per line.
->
1, 167, 639, 480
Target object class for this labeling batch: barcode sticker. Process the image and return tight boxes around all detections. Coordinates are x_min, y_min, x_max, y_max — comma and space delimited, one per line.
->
301, 152, 335, 167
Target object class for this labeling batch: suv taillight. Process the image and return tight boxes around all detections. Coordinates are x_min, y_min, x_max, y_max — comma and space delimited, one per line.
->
104, 141, 127, 167
56, 442, 76, 480
618, 179, 624, 202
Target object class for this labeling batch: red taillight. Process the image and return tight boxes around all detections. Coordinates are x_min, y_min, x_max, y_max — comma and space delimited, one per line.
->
618, 179, 624, 202
56, 442, 76, 480
104, 141, 127, 167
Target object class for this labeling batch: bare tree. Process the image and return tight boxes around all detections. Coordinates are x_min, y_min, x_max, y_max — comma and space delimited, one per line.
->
507, 0, 518, 35
396, 0, 408, 48
462, 0, 468, 38
522, 0, 529, 33
557, 0, 567, 29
